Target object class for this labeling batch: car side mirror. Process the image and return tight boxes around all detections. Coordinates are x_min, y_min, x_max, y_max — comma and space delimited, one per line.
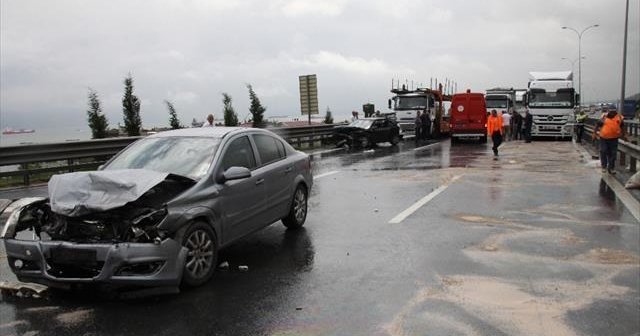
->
219, 166, 251, 183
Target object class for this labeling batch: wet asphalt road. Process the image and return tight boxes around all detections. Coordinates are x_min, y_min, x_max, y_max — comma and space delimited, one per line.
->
0, 139, 639, 336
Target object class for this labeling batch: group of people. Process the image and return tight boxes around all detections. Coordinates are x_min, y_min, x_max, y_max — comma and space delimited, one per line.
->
488, 109, 534, 157
414, 110, 432, 143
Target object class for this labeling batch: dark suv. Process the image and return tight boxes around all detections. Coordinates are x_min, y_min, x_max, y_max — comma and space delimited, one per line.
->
334, 117, 401, 149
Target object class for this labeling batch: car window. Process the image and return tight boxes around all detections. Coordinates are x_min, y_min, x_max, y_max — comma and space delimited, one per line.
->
372, 120, 384, 128
276, 138, 286, 157
220, 136, 256, 171
253, 134, 284, 165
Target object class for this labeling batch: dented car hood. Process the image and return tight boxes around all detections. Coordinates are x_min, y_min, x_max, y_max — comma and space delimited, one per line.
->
48, 169, 170, 217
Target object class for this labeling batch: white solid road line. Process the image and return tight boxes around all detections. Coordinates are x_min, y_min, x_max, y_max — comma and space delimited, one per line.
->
389, 175, 463, 224
313, 171, 340, 180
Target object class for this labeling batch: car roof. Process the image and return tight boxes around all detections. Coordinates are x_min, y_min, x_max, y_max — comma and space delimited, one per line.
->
360, 117, 386, 121
147, 127, 248, 139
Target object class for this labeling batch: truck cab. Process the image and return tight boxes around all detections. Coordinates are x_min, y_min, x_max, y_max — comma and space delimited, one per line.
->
526, 71, 576, 138
450, 91, 487, 143
388, 84, 451, 138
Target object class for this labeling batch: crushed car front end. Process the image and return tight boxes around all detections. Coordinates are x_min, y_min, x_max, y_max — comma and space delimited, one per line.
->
0, 172, 196, 289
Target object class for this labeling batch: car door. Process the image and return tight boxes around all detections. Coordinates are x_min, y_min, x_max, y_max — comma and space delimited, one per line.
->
251, 133, 293, 225
371, 119, 389, 143
216, 135, 267, 243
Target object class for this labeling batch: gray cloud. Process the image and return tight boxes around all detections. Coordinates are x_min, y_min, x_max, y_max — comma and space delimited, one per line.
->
1, 0, 638, 130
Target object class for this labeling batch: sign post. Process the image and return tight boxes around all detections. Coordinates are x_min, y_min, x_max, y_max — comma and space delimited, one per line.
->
299, 74, 319, 125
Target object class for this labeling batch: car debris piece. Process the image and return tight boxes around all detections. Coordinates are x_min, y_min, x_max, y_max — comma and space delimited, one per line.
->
218, 261, 229, 269
238, 265, 249, 272
0, 281, 48, 299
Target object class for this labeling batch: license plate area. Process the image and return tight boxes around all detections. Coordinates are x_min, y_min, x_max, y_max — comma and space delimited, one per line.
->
50, 247, 97, 265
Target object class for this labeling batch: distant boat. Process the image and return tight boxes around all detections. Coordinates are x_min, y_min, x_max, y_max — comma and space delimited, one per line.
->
2, 128, 36, 135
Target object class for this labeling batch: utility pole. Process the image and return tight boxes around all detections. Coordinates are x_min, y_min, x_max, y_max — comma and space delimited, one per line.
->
619, 0, 629, 114
562, 24, 599, 107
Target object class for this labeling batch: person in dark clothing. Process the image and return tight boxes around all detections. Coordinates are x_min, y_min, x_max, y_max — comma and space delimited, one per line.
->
523, 109, 533, 143
513, 112, 523, 140
420, 109, 430, 140
414, 112, 422, 144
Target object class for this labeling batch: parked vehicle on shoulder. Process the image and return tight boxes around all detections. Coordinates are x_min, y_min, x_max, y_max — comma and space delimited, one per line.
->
333, 116, 400, 149
1, 127, 313, 291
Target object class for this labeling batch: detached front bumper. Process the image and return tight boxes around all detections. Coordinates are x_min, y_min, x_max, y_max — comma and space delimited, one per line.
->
2, 238, 187, 288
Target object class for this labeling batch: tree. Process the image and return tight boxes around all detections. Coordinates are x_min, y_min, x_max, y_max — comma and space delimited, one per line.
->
86, 88, 109, 139
122, 73, 142, 136
324, 106, 334, 124
165, 100, 182, 129
246, 84, 266, 128
222, 93, 239, 126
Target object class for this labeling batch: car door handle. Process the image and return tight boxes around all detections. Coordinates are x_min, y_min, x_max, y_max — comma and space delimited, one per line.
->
284, 166, 293, 173
255, 178, 264, 185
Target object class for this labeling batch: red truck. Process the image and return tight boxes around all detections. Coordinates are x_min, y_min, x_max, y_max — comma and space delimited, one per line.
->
450, 90, 487, 143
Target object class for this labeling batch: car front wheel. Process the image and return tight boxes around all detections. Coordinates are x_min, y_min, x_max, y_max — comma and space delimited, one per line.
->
282, 185, 308, 230
181, 221, 218, 287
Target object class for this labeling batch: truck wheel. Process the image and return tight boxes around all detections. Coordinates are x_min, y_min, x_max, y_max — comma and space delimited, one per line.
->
282, 184, 308, 230
182, 221, 218, 287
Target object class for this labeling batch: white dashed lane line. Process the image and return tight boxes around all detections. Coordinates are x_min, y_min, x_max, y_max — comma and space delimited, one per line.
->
313, 171, 340, 180
388, 175, 463, 224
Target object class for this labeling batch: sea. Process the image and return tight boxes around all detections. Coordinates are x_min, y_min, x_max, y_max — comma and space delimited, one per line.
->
1, 126, 92, 147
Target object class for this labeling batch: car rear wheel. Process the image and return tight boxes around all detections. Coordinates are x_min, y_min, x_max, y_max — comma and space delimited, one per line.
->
358, 136, 370, 148
181, 221, 218, 287
282, 185, 308, 230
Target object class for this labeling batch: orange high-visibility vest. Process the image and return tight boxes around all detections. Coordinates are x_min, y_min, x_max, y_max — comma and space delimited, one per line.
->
600, 114, 623, 139
487, 115, 503, 135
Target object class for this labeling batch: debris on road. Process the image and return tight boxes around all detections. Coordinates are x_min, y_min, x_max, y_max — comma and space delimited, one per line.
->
238, 265, 249, 272
218, 261, 230, 269
0, 281, 48, 299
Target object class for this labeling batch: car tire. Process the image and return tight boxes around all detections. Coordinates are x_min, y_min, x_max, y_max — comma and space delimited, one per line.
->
480, 135, 488, 143
181, 221, 218, 287
282, 184, 308, 230
390, 134, 400, 145
451, 136, 458, 144
358, 136, 370, 148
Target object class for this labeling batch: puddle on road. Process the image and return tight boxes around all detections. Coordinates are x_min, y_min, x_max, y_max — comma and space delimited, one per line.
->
578, 248, 640, 265
55, 308, 93, 327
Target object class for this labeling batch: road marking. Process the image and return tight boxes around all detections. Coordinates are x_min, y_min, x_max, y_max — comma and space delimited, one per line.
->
601, 174, 640, 222
313, 171, 340, 180
389, 175, 463, 224
413, 142, 442, 151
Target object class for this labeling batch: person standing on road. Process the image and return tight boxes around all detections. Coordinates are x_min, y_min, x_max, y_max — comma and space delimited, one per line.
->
523, 109, 533, 143
420, 109, 430, 140
575, 110, 588, 143
487, 109, 504, 157
513, 111, 523, 140
501, 111, 511, 141
414, 111, 423, 144
202, 114, 215, 127
594, 109, 627, 174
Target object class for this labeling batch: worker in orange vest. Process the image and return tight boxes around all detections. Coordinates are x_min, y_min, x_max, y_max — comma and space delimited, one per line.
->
594, 107, 627, 174
487, 109, 504, 157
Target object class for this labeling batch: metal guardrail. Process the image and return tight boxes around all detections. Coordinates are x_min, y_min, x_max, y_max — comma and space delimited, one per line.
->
582, 118, 639, 173
0, 124, 341, 186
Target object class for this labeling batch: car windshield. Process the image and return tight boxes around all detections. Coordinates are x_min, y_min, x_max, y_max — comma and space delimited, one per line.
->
349, 119, 374, 129
486, 99, 508, 108
105, 137, 221, 180
528, 91, 574, 108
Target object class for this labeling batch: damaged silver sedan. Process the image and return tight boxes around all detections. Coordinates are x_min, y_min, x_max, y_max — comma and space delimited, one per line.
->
1, 127, 312, 290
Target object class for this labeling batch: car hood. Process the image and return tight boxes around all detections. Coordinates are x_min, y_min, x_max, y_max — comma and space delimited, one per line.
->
334, 125, 367, 133
48, 169, 173, 217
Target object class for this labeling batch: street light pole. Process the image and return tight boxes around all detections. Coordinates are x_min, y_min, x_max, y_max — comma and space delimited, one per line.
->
619, 0, 629, 116
562, 24, 599, 107
561, 57, 585, 84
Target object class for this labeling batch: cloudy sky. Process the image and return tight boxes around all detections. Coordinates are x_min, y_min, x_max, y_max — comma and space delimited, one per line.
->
1, 0, 638, 130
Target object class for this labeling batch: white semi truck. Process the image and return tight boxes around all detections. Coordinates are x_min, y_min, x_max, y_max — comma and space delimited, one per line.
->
485, 88, 516, 115
526, 71, 576, 138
